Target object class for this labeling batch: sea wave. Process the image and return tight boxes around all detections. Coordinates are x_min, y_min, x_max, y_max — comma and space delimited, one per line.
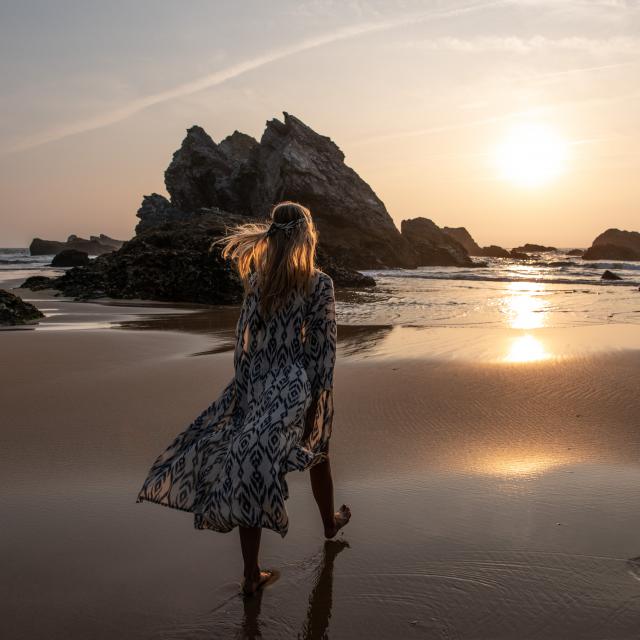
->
364, 270, 639, 287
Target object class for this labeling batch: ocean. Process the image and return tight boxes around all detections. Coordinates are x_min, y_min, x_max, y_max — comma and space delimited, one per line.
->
2, 247, 639, 330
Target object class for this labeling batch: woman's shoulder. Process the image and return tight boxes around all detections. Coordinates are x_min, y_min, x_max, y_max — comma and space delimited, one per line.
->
311, 269, 334, 288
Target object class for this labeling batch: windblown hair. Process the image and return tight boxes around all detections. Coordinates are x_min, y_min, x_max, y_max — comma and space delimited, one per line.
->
215, 201, 318, 315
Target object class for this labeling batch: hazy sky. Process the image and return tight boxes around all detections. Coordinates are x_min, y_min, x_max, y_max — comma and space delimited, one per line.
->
1, 0, 638, 248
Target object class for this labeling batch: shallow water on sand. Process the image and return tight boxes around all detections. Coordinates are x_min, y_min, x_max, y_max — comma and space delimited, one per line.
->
2, 294, 640, 639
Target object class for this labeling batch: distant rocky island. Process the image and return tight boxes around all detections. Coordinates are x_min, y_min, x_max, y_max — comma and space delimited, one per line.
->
30, 234, 124, 256
21, 112, 640, 303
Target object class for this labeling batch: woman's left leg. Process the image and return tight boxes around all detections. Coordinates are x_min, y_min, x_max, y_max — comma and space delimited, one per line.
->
239, 526, 271, 595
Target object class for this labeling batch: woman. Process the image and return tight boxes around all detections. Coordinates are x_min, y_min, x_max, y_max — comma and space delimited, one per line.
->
136, 201, 351, 595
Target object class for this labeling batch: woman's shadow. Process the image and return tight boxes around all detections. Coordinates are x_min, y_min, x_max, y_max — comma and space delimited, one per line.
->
241, 539, 349, 640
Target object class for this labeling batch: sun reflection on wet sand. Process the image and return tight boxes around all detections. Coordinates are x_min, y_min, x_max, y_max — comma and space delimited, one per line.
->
466, 450, 578, 479
504, 334, 550, 363
502, 282, 552, 362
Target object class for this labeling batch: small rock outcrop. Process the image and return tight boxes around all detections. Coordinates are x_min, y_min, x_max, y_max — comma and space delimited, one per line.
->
583, 229, 640, 261
567, 249, 584, 256
512, 243, 557, 253
0, 289, 44, 325
401, 218, 475, 267
20, 276, 53, 291
51, 249, 90, 267
479, 245, 510, 258
442, 227, 482, 255
602, 270, 622, 280
509, 250, 533, 260
30, 234, 124, 256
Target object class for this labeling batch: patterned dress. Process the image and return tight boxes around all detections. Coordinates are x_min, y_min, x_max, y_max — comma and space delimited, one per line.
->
136, 270, 337, 537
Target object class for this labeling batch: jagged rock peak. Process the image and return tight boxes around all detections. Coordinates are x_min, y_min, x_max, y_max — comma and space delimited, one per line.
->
261, 112, 345, 162
162, 113, 416, 269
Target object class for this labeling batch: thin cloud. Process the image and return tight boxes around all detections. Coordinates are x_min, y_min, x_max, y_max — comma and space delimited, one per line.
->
402, 35, 640, 55
4, 0, 507, 156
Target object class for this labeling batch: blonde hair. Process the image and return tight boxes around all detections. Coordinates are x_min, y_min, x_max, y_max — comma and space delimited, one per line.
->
215, 201, 318, 315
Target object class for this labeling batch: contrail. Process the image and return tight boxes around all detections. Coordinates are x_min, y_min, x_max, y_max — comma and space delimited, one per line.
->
4, 1, 507, 155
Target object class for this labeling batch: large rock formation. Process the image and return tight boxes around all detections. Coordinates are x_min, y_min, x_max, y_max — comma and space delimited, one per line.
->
30, 234, 124, 256
27, 203, 374, 302
0, 290, 44, 325
583, 228, 640, 261
164, 113, 416, 269
401, 218, 475, 267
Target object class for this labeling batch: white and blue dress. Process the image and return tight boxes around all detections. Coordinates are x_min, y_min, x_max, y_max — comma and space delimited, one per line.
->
136, 270, 337, 537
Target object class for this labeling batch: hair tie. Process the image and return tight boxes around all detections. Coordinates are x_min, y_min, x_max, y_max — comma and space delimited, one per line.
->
265, 218, 305, 238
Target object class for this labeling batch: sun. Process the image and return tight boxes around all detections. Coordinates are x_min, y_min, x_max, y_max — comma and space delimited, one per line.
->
492, 123, 568, 187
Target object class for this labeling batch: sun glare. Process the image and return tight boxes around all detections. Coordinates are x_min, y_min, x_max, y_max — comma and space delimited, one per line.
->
493, 123, 568, 187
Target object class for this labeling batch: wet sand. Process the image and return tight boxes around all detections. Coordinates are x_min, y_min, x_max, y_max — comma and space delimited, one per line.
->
2, 292, 640, 639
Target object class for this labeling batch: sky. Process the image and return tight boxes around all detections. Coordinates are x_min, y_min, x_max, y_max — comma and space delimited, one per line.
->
0, 0, 638, 248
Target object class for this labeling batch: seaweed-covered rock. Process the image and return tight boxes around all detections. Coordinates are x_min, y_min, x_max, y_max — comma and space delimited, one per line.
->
0, 289, 44, 325
50, 212, 245, 304
51, 249, 90, 267
21, 275, 54, 291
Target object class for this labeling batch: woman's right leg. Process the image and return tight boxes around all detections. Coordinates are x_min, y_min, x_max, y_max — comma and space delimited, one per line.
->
309, 458, 351, 538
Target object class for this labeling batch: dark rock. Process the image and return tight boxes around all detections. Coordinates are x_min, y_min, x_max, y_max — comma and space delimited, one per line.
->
442, 227, 482, 255
30, 234, 124, 256
601, 270, 622, 280
591, 228, 640, 252
567, 249, 584, 256
164, 126, 258, 214
20, 275, 54, 291
50, 212, 246, 304
583, 229, 640, 260
135, 193, 191, 234
48, 203, 373, 301
509, 250, 531, 260
0, 289, 44, 325
583, 243, 640, 261
400, 218, 475, 267
164, 113, 415, 270
513, 243, 557, 253
51, 249, 90, 267
479, 245, 510, 258
316, 249, 375, 288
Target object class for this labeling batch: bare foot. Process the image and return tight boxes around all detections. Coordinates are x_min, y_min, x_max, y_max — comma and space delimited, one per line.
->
242, 570, 274, 597
324, 504, 351, 539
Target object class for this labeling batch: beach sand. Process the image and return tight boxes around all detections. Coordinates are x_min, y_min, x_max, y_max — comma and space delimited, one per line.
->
2, 290, 640, 639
